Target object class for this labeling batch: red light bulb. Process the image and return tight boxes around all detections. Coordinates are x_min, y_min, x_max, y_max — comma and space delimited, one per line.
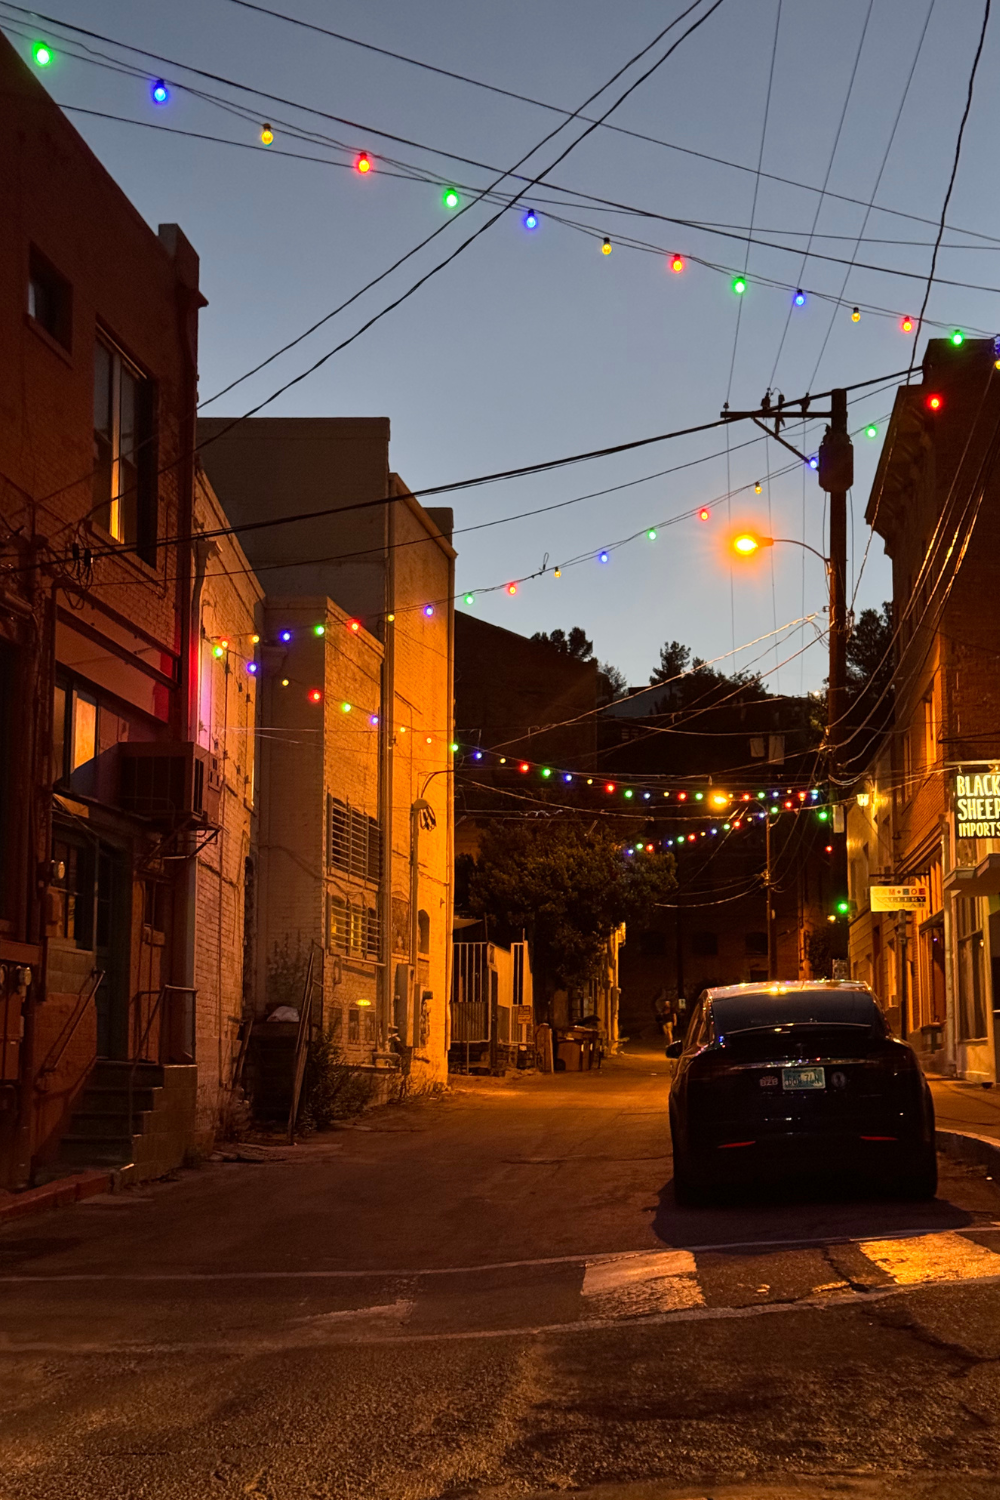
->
519, 762, 529, 773
308, 689, 322, 703
605, 783, 615, 794
698, 508, 710, 522
927, 393, 943, 411
506, 582, 517, 595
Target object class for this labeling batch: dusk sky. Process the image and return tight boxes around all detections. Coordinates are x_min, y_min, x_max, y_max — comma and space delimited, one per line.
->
11, 0, 1000, 690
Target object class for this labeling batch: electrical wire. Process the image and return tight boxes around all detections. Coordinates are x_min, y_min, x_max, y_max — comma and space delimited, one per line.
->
806, 0, 936, 392
907, 0, 992, 381
204, 0, 1000, 250
768, 0, 875, 386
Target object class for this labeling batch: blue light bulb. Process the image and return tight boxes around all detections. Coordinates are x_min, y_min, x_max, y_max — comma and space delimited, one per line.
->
151, 79, 169, 105
598, 551, 609, 564
523, 209, 538, 230
793, 288, 806, 307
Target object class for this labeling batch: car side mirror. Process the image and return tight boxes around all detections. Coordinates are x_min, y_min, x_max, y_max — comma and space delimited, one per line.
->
665, 1040, 683, 1059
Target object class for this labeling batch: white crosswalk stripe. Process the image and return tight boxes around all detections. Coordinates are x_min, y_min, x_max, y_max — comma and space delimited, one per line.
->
857, 1231, 1000, 1286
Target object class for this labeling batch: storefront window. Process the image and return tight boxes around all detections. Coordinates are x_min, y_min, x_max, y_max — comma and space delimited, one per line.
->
956, 896, 987, 1040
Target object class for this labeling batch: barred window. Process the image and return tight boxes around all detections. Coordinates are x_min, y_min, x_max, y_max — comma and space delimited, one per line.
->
327, 893, 380, 960
328, 796, 381, 881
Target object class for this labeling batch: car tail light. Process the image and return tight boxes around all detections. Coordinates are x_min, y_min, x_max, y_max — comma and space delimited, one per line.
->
718, 1140, 755, 1149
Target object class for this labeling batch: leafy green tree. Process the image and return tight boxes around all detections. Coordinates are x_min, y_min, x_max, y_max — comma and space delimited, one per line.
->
467, 820, 676, 992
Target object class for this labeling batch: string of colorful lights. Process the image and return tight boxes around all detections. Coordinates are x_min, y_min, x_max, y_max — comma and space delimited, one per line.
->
20, 29, 1000, 341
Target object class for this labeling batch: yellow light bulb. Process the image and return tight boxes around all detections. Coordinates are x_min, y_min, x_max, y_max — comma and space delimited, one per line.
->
261, 124, 274, 146
754, 482, 762, 494
851, 306, 861, 322
601, 237, 612, 255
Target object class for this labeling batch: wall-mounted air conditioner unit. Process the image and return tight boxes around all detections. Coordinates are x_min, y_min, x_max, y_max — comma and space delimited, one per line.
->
119, 742, 219, 824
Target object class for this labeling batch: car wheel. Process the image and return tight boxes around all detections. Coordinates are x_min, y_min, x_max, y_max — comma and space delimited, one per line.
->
897, 1144, 938, 1201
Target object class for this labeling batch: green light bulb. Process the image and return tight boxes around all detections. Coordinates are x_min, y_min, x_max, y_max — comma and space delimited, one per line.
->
449, 742, 458, 753
865, 425, 877, 439
463, 593, 474, 606
442, 187, 460, 210
541, 768, 552, 778
33, 41, 52, 66
624, 789, 633, 799
817, 809, 829, 821
647, 528, 657, 541
313, 623, 325, 636
732, 276, 747, 296
951, 329, 964, 346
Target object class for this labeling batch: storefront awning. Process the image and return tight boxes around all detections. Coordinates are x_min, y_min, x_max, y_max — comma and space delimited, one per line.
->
944, 852, 1000, 897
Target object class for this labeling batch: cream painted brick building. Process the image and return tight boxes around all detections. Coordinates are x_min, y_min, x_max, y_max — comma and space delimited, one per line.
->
190, 467, 263, 1144
198, 420, 455, 1092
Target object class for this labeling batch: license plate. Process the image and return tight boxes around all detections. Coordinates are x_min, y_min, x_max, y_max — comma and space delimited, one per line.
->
782, 1065, 826, 1091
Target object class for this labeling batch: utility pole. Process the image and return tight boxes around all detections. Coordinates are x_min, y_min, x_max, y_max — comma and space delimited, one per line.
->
765, 813, 777, 981
818, 388, 852, 782
722, 387, 853, 980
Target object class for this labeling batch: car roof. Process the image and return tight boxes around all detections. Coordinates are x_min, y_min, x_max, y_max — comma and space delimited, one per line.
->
703, 980, 874, 1001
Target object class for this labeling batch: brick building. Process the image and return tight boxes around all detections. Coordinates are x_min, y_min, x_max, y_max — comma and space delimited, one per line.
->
0, 33, 245, 1185
847, 336, 1000, 1082
197, 418, 455, 1089
190, 466, 263, 1143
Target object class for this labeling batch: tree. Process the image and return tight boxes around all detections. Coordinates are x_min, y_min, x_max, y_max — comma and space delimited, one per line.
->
649, 640, 691, 685
847, 602, 893, 698
530, 626, 593, 660
467, 819, 676, 993
597, 661, 628, 702
647, 638, 764, 709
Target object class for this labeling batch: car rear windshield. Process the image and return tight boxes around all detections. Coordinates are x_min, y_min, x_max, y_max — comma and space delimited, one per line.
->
712, 991, 885, 1037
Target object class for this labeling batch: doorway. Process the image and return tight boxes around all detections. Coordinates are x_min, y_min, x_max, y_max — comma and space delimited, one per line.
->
95, 843, 130, 1059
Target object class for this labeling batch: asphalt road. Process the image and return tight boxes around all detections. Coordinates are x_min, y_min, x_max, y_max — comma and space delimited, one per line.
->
3, 1047, 1000, 1499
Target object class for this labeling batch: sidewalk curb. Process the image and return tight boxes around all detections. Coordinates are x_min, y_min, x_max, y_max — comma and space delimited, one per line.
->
0, 1168, 127, 1227
936, 1127, 1000, 1176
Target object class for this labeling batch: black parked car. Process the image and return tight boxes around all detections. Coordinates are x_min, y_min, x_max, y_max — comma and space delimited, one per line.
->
666, 981, 936, 1205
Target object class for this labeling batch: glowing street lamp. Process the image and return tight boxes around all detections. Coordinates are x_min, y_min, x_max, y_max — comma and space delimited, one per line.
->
732, 532, 828, 569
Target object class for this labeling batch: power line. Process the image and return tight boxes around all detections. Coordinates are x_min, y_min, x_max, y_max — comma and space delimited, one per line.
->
209, 0, 1000, 249
908, 0, 992, 381
806, 0, 936, 392
768, 0, 875, 386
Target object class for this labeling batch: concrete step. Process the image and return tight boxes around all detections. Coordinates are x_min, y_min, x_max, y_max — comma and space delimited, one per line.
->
56, 1136, 136, 1168
92, 1060, 164, 1088
78, 1085, 160, 1114
68, 1110, 151, 1139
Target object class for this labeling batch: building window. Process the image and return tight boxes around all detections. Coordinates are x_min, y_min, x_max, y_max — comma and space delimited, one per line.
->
93, 337, 156, 560
418, 909, 430, 954
328, 796, 381, 881
28, 246, 72, 351
46, 836, 93, 947
327, 894, 379, 960
52, 683, 98, 784
142, 880, 168, 936
347, 1008, 360, 1044
744, 932, 768, 956
957, 896, 988, 1040
639, 930, 667, 957
691, 930, 718, 957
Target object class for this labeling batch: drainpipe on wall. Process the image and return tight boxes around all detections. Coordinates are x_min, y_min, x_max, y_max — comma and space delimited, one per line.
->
378, 507, 395, 1053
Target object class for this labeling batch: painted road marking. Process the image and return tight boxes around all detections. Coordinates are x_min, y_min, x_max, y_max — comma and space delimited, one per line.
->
7, 1224, 999, 1282
582, 1250, 704, 1315
859, 1230, 1000, 1284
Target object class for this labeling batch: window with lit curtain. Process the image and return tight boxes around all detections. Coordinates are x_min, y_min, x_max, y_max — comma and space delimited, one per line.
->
92, 337, 157, 562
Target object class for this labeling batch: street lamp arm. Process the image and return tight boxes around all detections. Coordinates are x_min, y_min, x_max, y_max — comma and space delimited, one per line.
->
769, 537, 830, 569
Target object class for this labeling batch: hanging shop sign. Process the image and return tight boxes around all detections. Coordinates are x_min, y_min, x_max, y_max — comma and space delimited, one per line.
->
953, 770, 1000, 841
870, 883, 928, 913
